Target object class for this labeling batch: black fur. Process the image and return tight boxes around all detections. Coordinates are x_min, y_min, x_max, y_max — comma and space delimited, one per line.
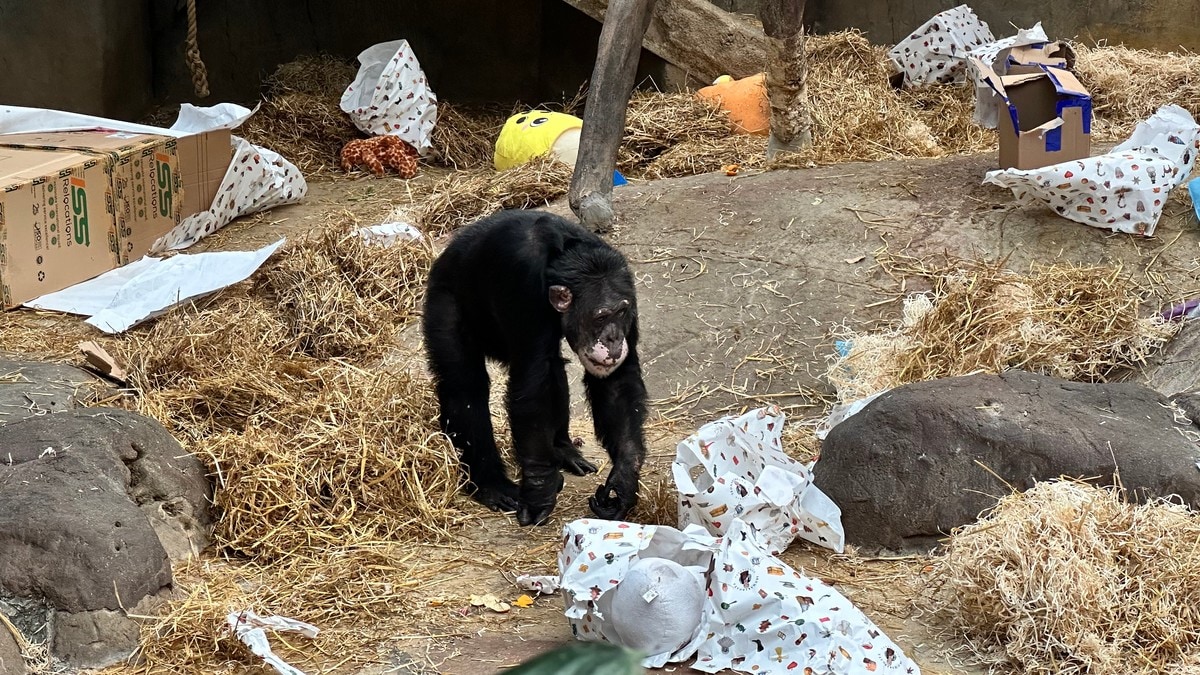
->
422, 210, 648, 525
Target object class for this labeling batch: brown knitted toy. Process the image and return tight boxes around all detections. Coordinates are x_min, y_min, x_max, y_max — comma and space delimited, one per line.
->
340, 135, 419, 178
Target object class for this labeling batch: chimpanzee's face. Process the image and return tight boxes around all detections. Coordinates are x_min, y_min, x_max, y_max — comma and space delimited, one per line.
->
549, 283, 633, 378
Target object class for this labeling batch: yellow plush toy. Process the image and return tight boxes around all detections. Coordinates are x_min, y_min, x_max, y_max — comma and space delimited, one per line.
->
494, 110, 584, 171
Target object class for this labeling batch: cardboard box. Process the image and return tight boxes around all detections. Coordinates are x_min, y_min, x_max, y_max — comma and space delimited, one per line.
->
0, 131, 184, 264
975, 59, 1093, 170
175, 128, 233, 218
0, 147, 120, 307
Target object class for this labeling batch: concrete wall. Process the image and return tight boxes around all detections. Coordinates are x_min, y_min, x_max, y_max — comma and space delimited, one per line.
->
0, 0, 152, 120
807, 0, 1200, 51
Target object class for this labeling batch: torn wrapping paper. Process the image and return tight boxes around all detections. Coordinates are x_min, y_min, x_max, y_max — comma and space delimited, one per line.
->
984, 104, 1200, 236
559, 519, 919, 675
0, 102, 255, 138
514, 574, 561, 596
150, 138, 307, 252
693, 519, 921, 675
27, 239, 285, 333
888, 5, 993, 87
226, 610, 318, 675
674, 406, 845, 555
355, 222, 423, 246
341, 40, 437, 155
559, 520, 717, 668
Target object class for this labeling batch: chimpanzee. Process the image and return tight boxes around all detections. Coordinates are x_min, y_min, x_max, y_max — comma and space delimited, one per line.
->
422, 209, 648, 526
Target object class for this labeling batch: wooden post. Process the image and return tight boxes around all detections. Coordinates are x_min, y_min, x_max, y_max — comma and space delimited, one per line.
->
568, 0, 658, 233
759, 0, 812, 159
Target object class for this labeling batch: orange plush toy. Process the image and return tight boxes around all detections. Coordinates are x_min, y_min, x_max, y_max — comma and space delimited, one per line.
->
697, 73, 770, 136
340, 135, 420, 178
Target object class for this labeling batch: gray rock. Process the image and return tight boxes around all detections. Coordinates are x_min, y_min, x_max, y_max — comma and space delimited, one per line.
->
0, 622, 28, 675
0, 357, 96, 427
812, 371, 1200, 553
0, 406, 213, 669
1141, 319, 1200, 397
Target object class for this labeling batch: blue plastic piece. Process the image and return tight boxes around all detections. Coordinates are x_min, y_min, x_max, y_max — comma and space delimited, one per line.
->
1190, 176, 1200, 222
613, 170, 628, 187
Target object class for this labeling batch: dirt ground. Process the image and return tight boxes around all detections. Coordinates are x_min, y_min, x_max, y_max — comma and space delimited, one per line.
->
144, 151, 1200, 675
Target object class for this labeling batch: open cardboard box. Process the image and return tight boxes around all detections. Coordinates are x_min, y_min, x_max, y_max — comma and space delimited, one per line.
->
974, 55, 1092, 170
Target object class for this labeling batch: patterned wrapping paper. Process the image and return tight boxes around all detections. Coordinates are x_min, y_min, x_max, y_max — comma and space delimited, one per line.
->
150, 137, 307, 253
984, 104, 1200, 236
557, 519, 921, 674
888, 5, 994, 87
674, 406, 845, 555
694, 520, 920, 675
340, 40, 438, 156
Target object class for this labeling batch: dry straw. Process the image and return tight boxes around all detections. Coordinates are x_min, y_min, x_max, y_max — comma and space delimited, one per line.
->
618, 91, 734, 175
1073, 43, 1200, 141
428, 102, 509, 170
827, 253, 1179, 402
409, 154, 574, 236
936, 479, 1200, 674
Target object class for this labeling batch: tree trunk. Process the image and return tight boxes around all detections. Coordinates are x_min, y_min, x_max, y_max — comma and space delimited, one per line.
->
568, 0, 658, 233
560, 0, 767, 86
760, 0, 812, 158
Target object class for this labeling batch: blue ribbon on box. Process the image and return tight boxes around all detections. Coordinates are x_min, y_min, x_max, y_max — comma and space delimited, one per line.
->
1041, 67, 1091, 152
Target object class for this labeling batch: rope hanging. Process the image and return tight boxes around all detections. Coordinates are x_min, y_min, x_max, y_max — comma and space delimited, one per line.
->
184, 0, 210, 98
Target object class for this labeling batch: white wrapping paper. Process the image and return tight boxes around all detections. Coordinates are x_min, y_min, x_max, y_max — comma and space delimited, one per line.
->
674, 407, 845, 555
151, 137, 307, 252
693, 519, 921, 675
340, 40, 437, 155
984, 104, 1200, 236
226, 610, 319, 675
889, 5, 993, 87
964, 24, 1052, 128
558, 519, 920, 675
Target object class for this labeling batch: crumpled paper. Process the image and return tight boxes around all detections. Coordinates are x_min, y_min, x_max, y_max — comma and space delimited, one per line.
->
514, 574, 561, 596
226, 610, 319, 675
340, 40, 437, 156
151, 138, 307, 252
559, 520, 716, 668
27, 239, 285, 333
354, 221, 423, 246
674, 406, 845, 555
984, 104, 1200, 236
889, 5, 993, 87
693, 519, 921, 675
558, 519, 920, 675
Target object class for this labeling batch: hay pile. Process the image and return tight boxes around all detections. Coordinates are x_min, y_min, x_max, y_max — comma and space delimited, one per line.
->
408, 154, 574, 236
827, 254, 1179, 402
120, 215, 464, 671
937, 480, 1200, 674
428, 103, 509, 170
240, 55, 363, 176
618, 91, 736, 176
1074, 44, 1200, 141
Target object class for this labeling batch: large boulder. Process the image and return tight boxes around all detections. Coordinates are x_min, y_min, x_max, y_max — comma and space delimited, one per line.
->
0, 402, 212, 669
812, 371, 1200, 553
1141, 319, 1200, 396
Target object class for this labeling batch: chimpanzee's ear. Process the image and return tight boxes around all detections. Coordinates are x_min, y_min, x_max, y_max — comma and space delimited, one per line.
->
549, 285, 572, 313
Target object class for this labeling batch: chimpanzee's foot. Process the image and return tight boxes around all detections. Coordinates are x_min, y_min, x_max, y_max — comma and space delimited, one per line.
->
469, 478, 521, 513
516, 472, 565, 526
557, 439, 599, 477
588, 478, 637, 521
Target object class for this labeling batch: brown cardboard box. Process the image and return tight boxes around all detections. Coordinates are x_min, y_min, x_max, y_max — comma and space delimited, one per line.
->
0, 147, 120, 307
974, 59, 1093, 170
0, 131, 184, 263
175, 128, 233, 218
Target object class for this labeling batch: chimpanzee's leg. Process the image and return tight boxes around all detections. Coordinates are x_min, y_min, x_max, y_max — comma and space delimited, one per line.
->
507, 349, 570, 526
423, 287, 519, 512
551, 356, 599, 477
584, 347, 649, 521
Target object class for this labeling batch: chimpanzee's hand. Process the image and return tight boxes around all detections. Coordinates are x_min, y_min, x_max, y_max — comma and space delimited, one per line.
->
557, 441, 600, 477
470, 478, 521, 514
588, 479, 637, 521
517, 471, 565, 526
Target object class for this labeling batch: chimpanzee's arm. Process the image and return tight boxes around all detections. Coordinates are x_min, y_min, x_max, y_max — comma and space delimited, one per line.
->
506, 346, 570, 526
583, 347, 649, 521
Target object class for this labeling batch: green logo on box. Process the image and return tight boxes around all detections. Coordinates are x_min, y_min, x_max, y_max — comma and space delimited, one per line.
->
69, 177, 89, 246
155, 154, 173, 218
